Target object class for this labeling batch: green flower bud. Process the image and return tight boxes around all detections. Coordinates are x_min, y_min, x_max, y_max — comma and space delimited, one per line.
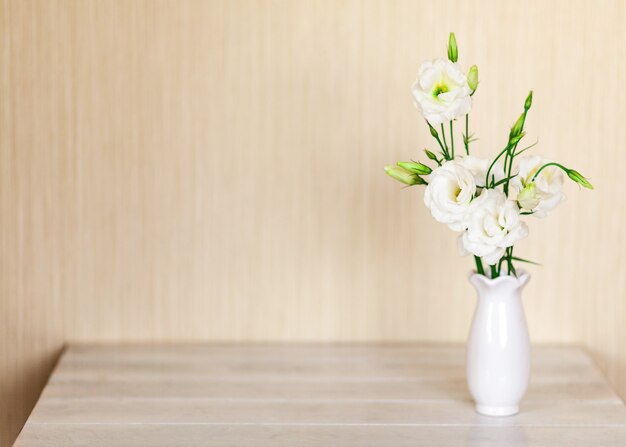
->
516, 182, 540, 211
467, 65, 478, 94
427, 122, 438, 138
524, 90, 533, 111
397, 161, 432, 175
509, 113, 525, 140
425, 149, 438, 161
384, 166, 424, 186
447, 32, 458, 63
567, 169, 594, 189
509, 131, 525, 146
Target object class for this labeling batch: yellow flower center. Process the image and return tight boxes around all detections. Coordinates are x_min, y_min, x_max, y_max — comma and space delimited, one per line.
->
433, 82, 449, 97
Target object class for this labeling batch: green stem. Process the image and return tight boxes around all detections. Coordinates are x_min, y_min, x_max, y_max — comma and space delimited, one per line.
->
504, 144, 518, 196
432, 134, 448, 159
485, 144, 512, 187
490, 265, 498, 279
531, 162, 569, 182
503, 150, 510, 181
507, 247, 517, 277
504, 111, 528, 196
440, 123, 449, 158
505, 247, 511, 275
474, 256, 485, 276
465, 114, 470, 155
449, 121, 455, 159
426, 121, 449, 160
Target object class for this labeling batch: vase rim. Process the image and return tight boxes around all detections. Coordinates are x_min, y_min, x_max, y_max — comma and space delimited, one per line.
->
468, 268, 530, 287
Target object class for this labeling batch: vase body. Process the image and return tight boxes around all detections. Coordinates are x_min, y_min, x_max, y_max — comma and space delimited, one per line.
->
466, 270, 530, 416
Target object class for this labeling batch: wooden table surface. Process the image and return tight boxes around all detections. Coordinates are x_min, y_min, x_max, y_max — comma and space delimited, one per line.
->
14, 344, 626, 446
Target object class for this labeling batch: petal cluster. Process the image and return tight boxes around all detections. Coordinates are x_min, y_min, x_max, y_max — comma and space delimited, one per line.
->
411, 59, 472, 126
460, 189, 529, 265
424, 160, 477, 231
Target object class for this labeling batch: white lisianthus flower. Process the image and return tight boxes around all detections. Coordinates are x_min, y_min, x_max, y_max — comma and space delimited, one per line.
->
411, 59, 472, 126
461, 189, 529, 265
510, 155, 565, 217
424, 160, 482, 231
458, 155, 505, 188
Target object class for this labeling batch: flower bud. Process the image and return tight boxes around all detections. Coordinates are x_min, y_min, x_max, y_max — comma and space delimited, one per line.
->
567, 169, 594, 189
467, 65, 478, 94
509, 113, 525, 140
385, 166, 423, 185
509, 131, 525, 146
447, 32, 458, 63
397, 161, 432, 175
524, 90, 533, 111
427, 122, 438, 138
425, 149, 438, 161
516, 182, 540, 210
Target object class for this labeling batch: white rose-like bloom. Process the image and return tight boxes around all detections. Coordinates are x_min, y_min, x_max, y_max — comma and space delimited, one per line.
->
460, 189, 529, 265
424, 160, 480, 231
457, 155, 505, 188
411, 59, 472, 126
510, 155, 565, 218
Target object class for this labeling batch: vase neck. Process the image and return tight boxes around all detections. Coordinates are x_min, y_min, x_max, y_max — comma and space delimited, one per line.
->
469, 270, 530, 297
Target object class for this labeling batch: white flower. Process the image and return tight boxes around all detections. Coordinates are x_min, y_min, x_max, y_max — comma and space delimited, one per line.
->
457, 155, 505, 188
510, 155, 565, 218
460, 189, 529, 265
411, 59, 472, 126
424, 160, 480, 231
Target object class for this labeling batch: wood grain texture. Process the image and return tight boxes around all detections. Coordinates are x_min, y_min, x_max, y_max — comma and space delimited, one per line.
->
0, 1, 71, 445
13, 425, 626, 447
13, 344, 626, 446
2, 0, 626, 445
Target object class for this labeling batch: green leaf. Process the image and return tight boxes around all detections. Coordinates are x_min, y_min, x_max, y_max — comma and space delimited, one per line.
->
511, 256, 542, 266
491, 173, 519, 188
463, 132, 478, 145
514, 140, 539, 157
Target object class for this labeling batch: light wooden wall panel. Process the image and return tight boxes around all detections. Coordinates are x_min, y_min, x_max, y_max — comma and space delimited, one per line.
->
2, 0, 626, 445
0, 2, 73, 445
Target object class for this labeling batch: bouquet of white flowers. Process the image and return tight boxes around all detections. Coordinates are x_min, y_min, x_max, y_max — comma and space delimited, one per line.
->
385, 33, 593, 278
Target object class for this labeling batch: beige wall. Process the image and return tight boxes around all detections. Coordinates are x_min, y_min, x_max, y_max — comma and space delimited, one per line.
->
1, 0, 625, 445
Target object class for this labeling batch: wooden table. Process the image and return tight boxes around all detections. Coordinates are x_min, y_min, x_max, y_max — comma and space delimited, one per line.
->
14, 344, 626, 446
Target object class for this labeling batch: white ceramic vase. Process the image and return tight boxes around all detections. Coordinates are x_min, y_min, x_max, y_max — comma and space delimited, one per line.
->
466, 269, 531, 417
